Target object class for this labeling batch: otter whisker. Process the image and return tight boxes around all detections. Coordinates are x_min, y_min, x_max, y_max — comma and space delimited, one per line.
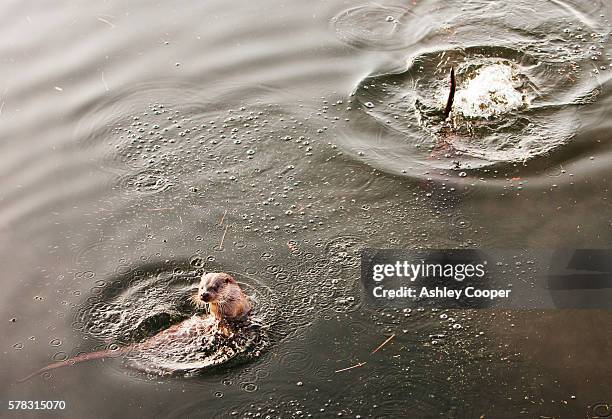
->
190, 294, 206, 309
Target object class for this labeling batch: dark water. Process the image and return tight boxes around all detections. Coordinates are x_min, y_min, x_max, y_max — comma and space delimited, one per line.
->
1, 0, 611, 418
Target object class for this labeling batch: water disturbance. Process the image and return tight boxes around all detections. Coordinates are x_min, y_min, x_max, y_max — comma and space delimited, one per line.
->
1, 0, 611, 417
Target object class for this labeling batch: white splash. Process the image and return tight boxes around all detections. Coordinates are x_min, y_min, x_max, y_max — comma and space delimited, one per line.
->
453, 64, 527, 119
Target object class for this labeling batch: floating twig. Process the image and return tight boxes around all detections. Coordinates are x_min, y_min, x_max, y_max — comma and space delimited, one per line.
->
219, 209, 228, 226
443, 67, 456, 119
218, 225, 229, 249
334, 361, 366, 373
371, 333, 396, 354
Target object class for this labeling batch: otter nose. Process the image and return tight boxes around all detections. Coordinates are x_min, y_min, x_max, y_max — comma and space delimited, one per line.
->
200, 292, 211, 302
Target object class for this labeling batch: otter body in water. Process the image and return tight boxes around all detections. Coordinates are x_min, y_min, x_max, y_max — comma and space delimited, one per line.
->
19, 272, 252, 382
197, 272, 251, 323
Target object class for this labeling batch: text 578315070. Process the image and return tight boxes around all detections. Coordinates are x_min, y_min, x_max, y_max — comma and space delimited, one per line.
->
7, 401, 66, 410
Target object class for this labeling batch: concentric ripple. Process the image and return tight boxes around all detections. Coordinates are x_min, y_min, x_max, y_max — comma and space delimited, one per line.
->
330, 4, 414, 50
73, 81, 213, 174
332, 0, 609, 53
75, 262, 279, 376
335, 0, 610, 174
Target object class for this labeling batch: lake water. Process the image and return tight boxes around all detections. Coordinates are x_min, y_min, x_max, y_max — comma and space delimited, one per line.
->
1, 0, 611, 418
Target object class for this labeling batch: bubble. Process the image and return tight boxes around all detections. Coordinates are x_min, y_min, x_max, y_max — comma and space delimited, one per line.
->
265, 264, 281, 274
52, 351, 68, 361
590, 403, 611, 418
241, 382, 258, 392
452, 216, 473, 230
115, 264, 132, 275
325, 235, 366, 269
189, 256, 205, 268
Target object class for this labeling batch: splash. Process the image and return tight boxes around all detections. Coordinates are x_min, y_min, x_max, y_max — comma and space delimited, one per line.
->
75, 264, 276, 376
453, 63, 528, 119
335, 0, 610, 176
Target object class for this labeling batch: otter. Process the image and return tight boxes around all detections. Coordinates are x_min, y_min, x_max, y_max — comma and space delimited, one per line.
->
18, 272, 251, 382
195, 272, 251, 323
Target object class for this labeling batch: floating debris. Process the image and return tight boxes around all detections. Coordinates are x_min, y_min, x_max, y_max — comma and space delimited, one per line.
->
443, 68, 456, 119
334, 361, 367, 373
371, 333, 396, 354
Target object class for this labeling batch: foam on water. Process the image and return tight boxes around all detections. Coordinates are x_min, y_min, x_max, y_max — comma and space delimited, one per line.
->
453, 63, 528, 119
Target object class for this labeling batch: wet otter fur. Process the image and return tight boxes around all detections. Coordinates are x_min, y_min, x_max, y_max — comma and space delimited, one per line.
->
193, 272, 251, 324
19, 272, 251, 382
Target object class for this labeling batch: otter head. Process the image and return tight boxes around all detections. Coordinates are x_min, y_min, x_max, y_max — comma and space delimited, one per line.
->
197, 272, 236, 303
196, 272, 251, 321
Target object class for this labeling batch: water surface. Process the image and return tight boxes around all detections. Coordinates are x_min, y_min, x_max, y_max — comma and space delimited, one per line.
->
1, 0, 611, 417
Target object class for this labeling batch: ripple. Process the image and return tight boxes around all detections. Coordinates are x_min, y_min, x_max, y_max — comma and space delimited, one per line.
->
589, 403, 612, 418
52, 351, 68, 361
330, 5, 412, 50
351, 46, 594, 170
324, 235, 366, 269
240, 382, 258, 392
189, 255, 205, 268
278, 340, 316, 374
73, 81, 211, 172
332, 0, 609, 53
452, 215, 473, 230
74, 261, 281, 376
336, 0, 610, 177
73, 80, 309, 187
73, 239, 108, 266
116, 168, 174, 195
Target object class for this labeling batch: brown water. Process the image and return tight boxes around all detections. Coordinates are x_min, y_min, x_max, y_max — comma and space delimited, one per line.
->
1, 0, 611, 418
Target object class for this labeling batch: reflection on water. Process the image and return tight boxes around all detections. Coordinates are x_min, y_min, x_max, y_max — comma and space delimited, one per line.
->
0, 0, 611, 417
